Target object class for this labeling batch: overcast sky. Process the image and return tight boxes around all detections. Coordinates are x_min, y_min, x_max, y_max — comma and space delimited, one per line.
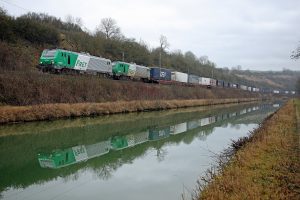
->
1, 0, 300, 71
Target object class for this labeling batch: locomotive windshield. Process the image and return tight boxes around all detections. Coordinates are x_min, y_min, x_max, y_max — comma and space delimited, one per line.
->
43, 50, 57, 58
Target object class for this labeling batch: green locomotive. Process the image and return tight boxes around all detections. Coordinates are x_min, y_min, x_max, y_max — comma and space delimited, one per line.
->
39, 49, 112, 75
112, 61, 150, 81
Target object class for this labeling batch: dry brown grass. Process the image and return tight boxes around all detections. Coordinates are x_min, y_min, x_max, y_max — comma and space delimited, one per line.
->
199, 99, 300, 200
0, 71, 260, 106
0, 98, 260, 124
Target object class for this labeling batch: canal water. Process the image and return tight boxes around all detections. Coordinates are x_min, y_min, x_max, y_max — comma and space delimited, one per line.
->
0, 102, 281, 200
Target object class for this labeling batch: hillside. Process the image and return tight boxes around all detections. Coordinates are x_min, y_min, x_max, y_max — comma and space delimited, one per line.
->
232, 70, 300, 90
0, 7, 298, 94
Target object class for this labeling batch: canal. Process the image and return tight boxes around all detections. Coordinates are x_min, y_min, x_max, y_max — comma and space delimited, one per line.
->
0, 101, 281, 200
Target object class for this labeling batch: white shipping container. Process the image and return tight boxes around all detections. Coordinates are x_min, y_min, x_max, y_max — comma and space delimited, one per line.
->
170, 122, 187, 135
86, 140, 111, 159
200, 117, 210, 126
247, 87, 252, 91
132, 64, 150, 79
240, 109, 247, 115
187, 120, 199, 130
210, 79, 217, 86
229, 112, 237, 117
126, 134, 135, 147
240, 85, 247, 90
199, 77, 211, 86
134, 131, 149, 145
209, 116, 216, 124
171, 71, 188, 83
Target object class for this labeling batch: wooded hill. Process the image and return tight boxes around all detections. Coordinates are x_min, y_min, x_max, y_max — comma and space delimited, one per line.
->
0, 7, 298, 91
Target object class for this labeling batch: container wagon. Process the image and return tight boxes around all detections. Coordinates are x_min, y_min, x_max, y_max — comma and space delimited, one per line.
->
148, 127, 170, 140
240, 85, 248, 90
210, 78, 217, 87
187, 120, 199, 130
170, 122, 187, 135
39, 49, 112, 76
188, 74, 199, 85
199, 77, 211, 87
133, 131, 149, 145
216, 80, 225, 87
171, 71, 188, 83
149, 67, 172, 82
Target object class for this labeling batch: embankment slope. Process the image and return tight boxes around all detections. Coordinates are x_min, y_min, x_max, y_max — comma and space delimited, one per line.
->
199, 99, 300, 199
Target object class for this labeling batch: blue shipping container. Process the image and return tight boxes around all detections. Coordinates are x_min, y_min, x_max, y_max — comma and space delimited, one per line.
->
148, 127, 170, 141
150, 67, 171, 81
216, 80, 224, 87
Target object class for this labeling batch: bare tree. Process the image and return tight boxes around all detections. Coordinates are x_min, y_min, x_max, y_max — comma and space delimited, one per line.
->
65, 14, 75, 24
96, 18, 121, 39
159, 35, 169, 67
159, 35, 170, 51
199, 56, 208, 65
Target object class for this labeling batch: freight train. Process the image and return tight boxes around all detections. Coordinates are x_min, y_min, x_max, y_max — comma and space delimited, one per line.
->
38, 48, 292, 94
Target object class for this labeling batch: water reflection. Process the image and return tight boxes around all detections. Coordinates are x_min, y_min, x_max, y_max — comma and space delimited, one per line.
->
0, 101, 281, 200
37, 102, 278, 170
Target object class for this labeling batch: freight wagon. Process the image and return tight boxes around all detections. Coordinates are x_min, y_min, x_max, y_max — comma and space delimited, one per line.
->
39, 49, 112, 75
149, 67, 172, 82
187, 120, 199, 130
133, 131, 149, 145
170, 122, 187, 135
188, 74, 199, 84
240, 85, 248, 90
171, 71, 188, 83
216, 80, 225, 87
210, 79, 217, 87
199, 77, 211, 87
148, 127, 170, 140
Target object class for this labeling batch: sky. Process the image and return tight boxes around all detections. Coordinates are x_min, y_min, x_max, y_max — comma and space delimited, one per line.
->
1, 0, 300, 71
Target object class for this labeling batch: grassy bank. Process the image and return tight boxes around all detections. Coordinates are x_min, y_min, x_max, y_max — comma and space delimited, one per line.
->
198, 99, 300, 199
0, 98, 260, 124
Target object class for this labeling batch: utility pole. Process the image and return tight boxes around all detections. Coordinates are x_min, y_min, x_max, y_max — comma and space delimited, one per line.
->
159, 49, 162, 68
159, 49, 162, 81
122, 52, 125, 61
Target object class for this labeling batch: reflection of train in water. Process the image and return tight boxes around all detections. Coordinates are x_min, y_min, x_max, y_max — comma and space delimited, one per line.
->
38, 103, 279, 169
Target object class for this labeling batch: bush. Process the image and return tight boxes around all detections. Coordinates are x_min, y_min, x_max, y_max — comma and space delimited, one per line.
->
14, 17, 59, 45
